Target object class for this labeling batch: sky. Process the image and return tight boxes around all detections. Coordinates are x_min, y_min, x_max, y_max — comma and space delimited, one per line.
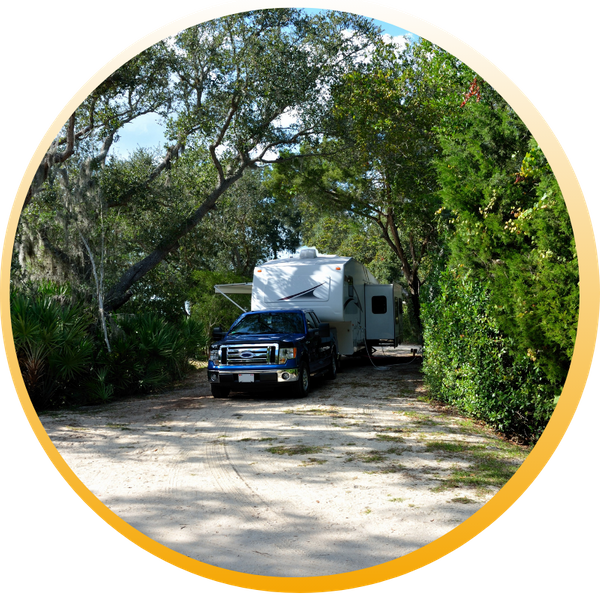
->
111, 9, 418, 158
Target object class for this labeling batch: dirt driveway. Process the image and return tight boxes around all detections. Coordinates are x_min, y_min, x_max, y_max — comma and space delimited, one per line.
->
39, 347, 528, 577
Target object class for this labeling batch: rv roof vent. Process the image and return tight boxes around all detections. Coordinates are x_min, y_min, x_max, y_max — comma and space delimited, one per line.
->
299, 248, 318, 259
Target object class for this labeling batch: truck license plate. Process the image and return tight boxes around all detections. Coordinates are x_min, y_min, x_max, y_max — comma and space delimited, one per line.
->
239, 374, 255, 383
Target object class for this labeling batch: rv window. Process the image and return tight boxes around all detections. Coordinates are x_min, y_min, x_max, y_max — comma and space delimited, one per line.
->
372, 295, 387, 314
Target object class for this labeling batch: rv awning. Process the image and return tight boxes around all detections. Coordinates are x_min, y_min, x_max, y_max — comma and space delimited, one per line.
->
214, 283, 253, 311
214, 283, 253, 294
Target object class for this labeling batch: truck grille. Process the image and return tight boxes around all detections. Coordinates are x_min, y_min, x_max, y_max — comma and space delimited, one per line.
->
223, 344, 278, 365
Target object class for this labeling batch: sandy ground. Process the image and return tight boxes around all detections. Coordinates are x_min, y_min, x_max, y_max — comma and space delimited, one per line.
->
39, 346, 523, 577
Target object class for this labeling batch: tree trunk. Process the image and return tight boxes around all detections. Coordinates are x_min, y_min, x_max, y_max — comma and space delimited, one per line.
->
406, 271, 422, 342
374, 210, 424, 341
104, 169, 245, 311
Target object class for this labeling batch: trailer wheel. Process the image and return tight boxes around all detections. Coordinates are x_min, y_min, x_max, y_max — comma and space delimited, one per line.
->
211, 384, 230, 398
294, 362, 311, 397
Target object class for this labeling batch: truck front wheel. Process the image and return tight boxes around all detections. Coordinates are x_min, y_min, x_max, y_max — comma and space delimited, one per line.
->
294, 362, 310, 398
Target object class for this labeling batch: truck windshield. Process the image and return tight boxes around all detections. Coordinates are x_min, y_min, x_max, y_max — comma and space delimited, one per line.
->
229, 312, 305, 335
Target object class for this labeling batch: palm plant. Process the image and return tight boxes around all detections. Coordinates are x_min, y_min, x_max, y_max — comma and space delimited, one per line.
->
11, 288, 93, 409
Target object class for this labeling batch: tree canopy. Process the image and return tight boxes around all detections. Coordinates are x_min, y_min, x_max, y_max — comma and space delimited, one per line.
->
267, 40, 474, 336
16, 8, 381, 313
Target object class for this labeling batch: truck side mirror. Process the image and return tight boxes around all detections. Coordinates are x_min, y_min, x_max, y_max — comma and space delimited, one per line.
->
212, 326, 224, 341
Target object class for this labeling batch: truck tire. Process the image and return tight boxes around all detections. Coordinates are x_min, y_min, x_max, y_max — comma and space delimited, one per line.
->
325, 347, 338, 380
211, 384, 230, 398
294, 362, 310, 398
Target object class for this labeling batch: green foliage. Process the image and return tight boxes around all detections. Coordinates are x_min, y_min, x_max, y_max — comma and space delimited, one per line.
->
11, 284, 207, 410
493, 143, 579, 384
189, 270, 251, 337
266, 38, 467, 338
97, 314, 208, 397
11, 284, 94, 409
423, 75, 578, 441
422, 269, 556, 443
192, 168, 302, 278
19, 9, 382, 314
434, 84, 578, 387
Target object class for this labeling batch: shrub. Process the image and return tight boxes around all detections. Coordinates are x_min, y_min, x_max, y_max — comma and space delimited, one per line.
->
97, 313, 208, 397
11, 284, 209, 410
11, 286, 94, 409
422, 268, 557, 443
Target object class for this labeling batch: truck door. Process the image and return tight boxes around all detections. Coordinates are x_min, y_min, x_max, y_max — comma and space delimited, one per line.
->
304, 311, 320, 371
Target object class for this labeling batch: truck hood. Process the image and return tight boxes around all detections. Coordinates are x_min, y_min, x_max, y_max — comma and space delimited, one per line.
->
220, 333, 306, 345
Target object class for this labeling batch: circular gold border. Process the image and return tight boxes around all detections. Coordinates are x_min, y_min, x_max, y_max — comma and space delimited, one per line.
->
1, 2, 598, 593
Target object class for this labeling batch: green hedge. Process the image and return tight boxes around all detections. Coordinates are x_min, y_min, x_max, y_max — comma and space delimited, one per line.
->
421, 269, 557, 443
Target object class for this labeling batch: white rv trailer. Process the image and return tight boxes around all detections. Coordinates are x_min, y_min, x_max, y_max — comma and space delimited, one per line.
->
215, 249, 403, 355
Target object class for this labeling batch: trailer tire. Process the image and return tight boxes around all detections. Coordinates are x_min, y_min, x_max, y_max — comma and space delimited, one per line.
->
294, 362, 311, 398
211, 385, 230, 398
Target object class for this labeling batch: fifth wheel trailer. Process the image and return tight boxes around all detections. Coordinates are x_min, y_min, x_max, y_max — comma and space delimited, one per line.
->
215, 249, 403, 356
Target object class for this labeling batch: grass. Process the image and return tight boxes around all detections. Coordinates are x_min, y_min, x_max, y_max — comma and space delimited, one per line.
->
300, 458, 328, 466
376, 426, 404, 433
426, 441, 471, 453
383, 446, 405, 455
424, 440, 527, 492
346, 450, 387, 463
365, 461, 407, 474
267, 445, 324, 455
105, 423, 132, 430
376, 433, 405, 442
65, 424, 87, 431
394, 410, 439, 427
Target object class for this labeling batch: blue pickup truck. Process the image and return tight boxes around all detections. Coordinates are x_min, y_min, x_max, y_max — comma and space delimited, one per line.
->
207, 309, 338, 398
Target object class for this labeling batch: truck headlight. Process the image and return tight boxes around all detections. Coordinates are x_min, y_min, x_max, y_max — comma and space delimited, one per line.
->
209, 347, 220, 365
278, 347, 296, 364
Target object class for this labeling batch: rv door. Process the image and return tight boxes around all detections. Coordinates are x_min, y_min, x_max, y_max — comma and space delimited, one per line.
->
365, 284, 402, 346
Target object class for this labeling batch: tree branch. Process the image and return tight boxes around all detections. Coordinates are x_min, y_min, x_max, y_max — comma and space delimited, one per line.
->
104, 164, 248, 311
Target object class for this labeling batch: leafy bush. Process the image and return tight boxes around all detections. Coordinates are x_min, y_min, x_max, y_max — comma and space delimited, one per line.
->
97, 313, 208, 397
434, 86, 578, 393
11, 285, 208, 410
422, 268, 557, 443
11, 285, 94, 409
